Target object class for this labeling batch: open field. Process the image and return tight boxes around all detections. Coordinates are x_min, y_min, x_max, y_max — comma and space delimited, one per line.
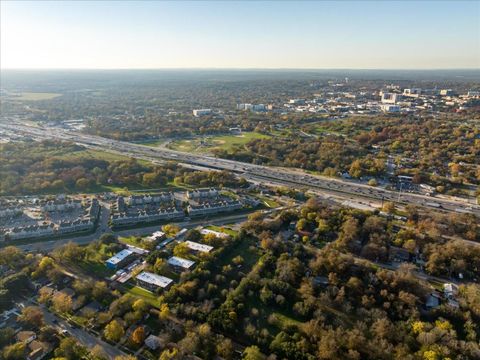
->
10, 92, 62, 101
167, 132, 270, 153
126, 285, 161, 307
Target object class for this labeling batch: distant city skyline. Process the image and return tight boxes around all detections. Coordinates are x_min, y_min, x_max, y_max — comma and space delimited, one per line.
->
1, 0, 479, 70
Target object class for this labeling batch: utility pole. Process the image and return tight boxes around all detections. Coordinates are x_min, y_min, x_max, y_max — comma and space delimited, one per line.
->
397, 182, 403, 203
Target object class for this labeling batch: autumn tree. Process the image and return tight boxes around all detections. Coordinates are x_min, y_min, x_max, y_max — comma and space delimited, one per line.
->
104, 319, 125, 342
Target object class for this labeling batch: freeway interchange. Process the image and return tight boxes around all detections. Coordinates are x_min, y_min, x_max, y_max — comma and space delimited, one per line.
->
1, 122, 479, 217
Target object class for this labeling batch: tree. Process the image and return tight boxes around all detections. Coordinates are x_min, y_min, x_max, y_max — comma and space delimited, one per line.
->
216, 338, 234, 359
243, 346, 266, 360
162, 224, 180, 236
173, 242, 190, 258
92, 281, 109, 300
90, 345, 108, 360
104, 319, 124, 342
154, 258, 168, 274
382, 201, 395, 214
17, 306, 44, 329
38, 286, 53, 304
75, 178, 90, 190
0, 327, 15, 348
52, 292, 73, 313
159, 348, 181, 360
2, 342, 26, 360
55, 337, 87, 360
99, 233, 116, 244
132, 298, 148, 313
130, 326, 145, 346
159, 303, 170, 320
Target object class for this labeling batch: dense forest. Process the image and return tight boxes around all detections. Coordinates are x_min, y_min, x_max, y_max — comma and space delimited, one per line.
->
216, 117, 480, 193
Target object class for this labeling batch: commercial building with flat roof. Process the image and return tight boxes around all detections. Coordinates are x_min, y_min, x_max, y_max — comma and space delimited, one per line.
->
136, 271, 173, 291
168, 256, 195, 270
185, 240, 213, 253
105, 249, 135, 270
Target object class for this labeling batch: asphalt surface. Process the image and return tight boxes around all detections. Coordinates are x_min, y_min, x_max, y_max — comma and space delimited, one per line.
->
18, 212, 250, 252
1, 122, 479, 217
21, 299, 125, 359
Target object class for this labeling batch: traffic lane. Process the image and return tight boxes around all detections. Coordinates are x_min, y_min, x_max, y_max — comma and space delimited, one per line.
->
38, 304, 126, 359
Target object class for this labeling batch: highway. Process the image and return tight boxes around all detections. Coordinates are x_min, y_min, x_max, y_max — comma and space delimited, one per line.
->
2, 122, 479, 217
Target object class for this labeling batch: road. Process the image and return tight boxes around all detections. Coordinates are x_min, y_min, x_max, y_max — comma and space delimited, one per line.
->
22, 299, 125, 359
1, 122, 479, 217
18, 212, 251, 252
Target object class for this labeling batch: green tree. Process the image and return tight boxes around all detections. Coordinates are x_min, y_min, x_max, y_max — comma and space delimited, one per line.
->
104, 319, 124, 342
2, 342, 26, 360
243, 345, 266, 360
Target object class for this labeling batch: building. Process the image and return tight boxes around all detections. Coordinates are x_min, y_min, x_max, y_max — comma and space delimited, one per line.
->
16, 331, 36, 344
187, 199, 242, 216
145, 335, 163, 350
105, 249, 135, 270
186, 188, 219, 200
125, 193, 173, 206
381, 92, 400, 104
136, 271, 173, 291
146, 231, 166, 242
200, 228, 230, 239
403, 88, 422, 97
440, 89, 454, 96
167, 256, 196, 271
192, 109, 212, 117
111, 207, 184, 227
185, 240, 213, 253
380, 104, 401, 113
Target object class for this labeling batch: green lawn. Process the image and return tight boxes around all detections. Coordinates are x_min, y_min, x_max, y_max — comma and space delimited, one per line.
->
11, 92, 62, 101
119, 235, 144, 247
205, 225, 238, 237
257, 195, 281, 208
76, 243, 116, 278
167, 132, 270, 154
126, 285, 160, 307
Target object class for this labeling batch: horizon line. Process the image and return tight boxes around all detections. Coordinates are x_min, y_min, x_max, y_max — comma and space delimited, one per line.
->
1, 67, 480, 72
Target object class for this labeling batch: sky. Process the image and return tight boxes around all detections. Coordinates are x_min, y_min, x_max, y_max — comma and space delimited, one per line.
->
1, 0, 479, 70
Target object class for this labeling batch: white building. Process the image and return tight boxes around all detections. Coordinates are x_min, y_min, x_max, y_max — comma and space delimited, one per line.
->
185, 240, 213, 253
167, 256, 195, 270
136, 272, 173, 291
193, 109, 212, 117
380, 104, 401, 113
105, 249, 135, 269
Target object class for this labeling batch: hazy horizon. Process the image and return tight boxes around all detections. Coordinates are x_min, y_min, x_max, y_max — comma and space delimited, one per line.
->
2, 1, 479, 70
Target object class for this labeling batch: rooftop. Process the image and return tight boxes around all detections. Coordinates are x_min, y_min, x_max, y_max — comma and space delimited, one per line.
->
185, 240, 214, 253
136, 271, 173, 288
168, 256, 196, 269
106, 249, 134, 265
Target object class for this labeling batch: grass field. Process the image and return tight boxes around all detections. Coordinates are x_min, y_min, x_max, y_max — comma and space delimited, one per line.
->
126, 285, 161, 307
167, 132, 270, 153
12, 92, 62, 101
205, 225, 238, 237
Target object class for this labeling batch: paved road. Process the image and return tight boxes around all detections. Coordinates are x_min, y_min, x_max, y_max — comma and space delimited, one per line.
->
22, 299, 125, 359
18, 212, 251, 252
2, 122, 478, 217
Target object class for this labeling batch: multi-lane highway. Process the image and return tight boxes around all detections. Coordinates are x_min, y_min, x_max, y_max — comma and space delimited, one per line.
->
1, 122, 479, 216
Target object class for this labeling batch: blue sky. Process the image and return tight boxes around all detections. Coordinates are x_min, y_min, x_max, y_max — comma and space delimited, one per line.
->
1, 1, 479, 69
